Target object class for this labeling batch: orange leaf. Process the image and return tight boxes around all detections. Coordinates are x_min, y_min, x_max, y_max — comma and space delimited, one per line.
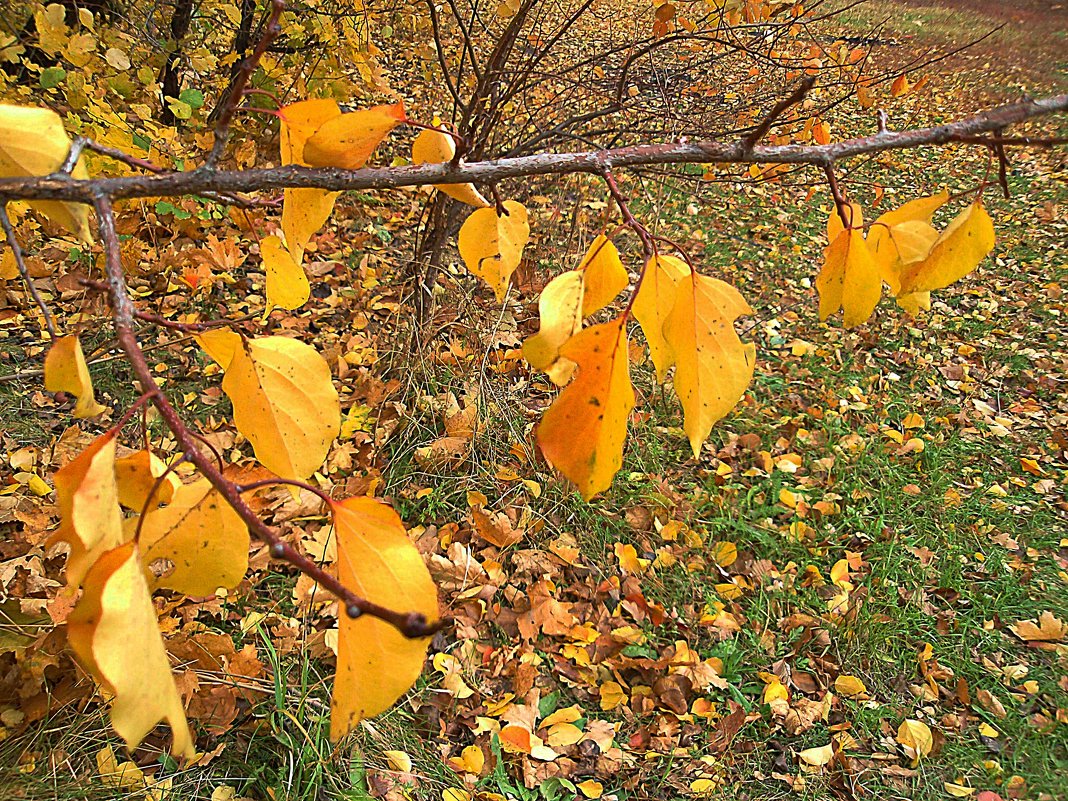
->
536, 317, 634, 500
302, 101, 406, 169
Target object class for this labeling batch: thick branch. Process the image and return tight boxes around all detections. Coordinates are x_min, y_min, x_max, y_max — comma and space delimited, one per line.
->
1, 95, 1063, 203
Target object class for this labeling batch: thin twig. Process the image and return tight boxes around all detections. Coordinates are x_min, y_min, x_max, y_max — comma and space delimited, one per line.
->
0, 205, 57, 338
742, 76, 816, 151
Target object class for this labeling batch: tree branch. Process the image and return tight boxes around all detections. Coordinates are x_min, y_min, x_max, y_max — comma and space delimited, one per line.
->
2, 94, 1063, 203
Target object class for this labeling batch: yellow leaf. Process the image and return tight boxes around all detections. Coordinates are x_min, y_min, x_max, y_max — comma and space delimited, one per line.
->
137, 478, 249, 595
891, 74, 910, 97
457, 201, 530, 301
899, 201, 995, 293
577, 779, 603, 798
867, 191, 948, 294
632, 253, 689, 380
818, 227, 880, 328
329, 497, 438, 739
447, 744, 485, 774
798, 743, 834, 767
578, 235, 629, 316
827, 202, 863, 242
896, 718, 933, 766
261, 235, 310, 311
834, 674, 868, 698
67, 542, 194, 758
214, 334, 340, 480
113, 449, 179, 510
711, 541, 737, 567
945, 783, 975, 797
663, 272, 756, 457
1009, 611, 1065, 642
44, 336, 106, 418
411, 127, 489, 208
536, 317, 634, 500
278, 99, 343, 263
282, 188, 339, 265
522, 270, 584, 385
302, 101, 406, 169
1, 249, 19, 280
383, 750, 413, 773
763, 679, 789, 704
599, 680, 626, 710
614, 542, 649, 574
896, 290, 931, 316
0, 104, 92, 242
50, 430, 126, 587
196, 327, 241, 370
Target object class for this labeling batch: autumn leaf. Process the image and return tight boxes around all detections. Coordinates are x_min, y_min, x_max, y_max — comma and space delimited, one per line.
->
137, 478, 249, 595
0, 104, 92, 242
522, 270, 584, 385
201, 332, 341, 480
537, 317, 634, 500
278, 100, 343, 264
410, 127, 489, 207
899, 200, 995, 294
50, 429, 126, 587
457, 201, 530, 301
1009, 611, 1065, 643
897, 718, 933, 766
663, 272, 756, 457
261, 235, 310, 311
195, 327, 241, 370
577, 234, 629, 316
67, 542, 194, 758
329, 497, 438, 739
302, 101, 406, 169
818, 222, 881, 328
44, 335, 106, 418
113, 449, 179, 510
798, 742, 835, 767
867, 190, 948, 293
834, 674, 869, 699
632, 253, 689, 380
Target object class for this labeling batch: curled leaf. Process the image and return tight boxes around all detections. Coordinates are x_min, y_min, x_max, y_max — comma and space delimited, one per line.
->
50, 429, 126, 587
44, 335, 106, 418
67, 542, 194, 758
113, 449, 179, 510
411, 127, 489, 207
899, 200, 995, 294
522, 270, 584, 385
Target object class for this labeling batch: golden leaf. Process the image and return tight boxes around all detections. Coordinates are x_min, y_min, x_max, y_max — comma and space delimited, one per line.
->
137, 478, 249, 596
411, 127, 489, 207
632, 253, 689, 380
195, 327, 241, 370
834, 674, 869, 698
896, 718, 933, 766
899, 200, 995, 294
457, 201, 530, 301
302, 101, 406, 169
522, 270, 584, 385
113, 449, 179, 510
0, 104, 92, 242
663, 272, 756, 457
1009, 611, 1065, 643
67, 542, 194, 758
577, 235, 628, 316
44, 335, 106, 418
798, 743, 834, 767
204, 332, 340, 480
261, 235, 310, 311
278, 99, 343, 263
537, 317, 634, 499
867, 191, 948, 294
817, 227, 880, 328
50, 430, 126, 587
329, 497, 438, 739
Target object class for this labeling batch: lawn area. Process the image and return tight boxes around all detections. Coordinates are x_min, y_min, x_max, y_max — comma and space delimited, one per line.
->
0, 1, 1065, 800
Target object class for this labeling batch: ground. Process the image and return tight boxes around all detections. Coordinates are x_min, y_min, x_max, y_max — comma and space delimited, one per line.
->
0, 1, 1065, 800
